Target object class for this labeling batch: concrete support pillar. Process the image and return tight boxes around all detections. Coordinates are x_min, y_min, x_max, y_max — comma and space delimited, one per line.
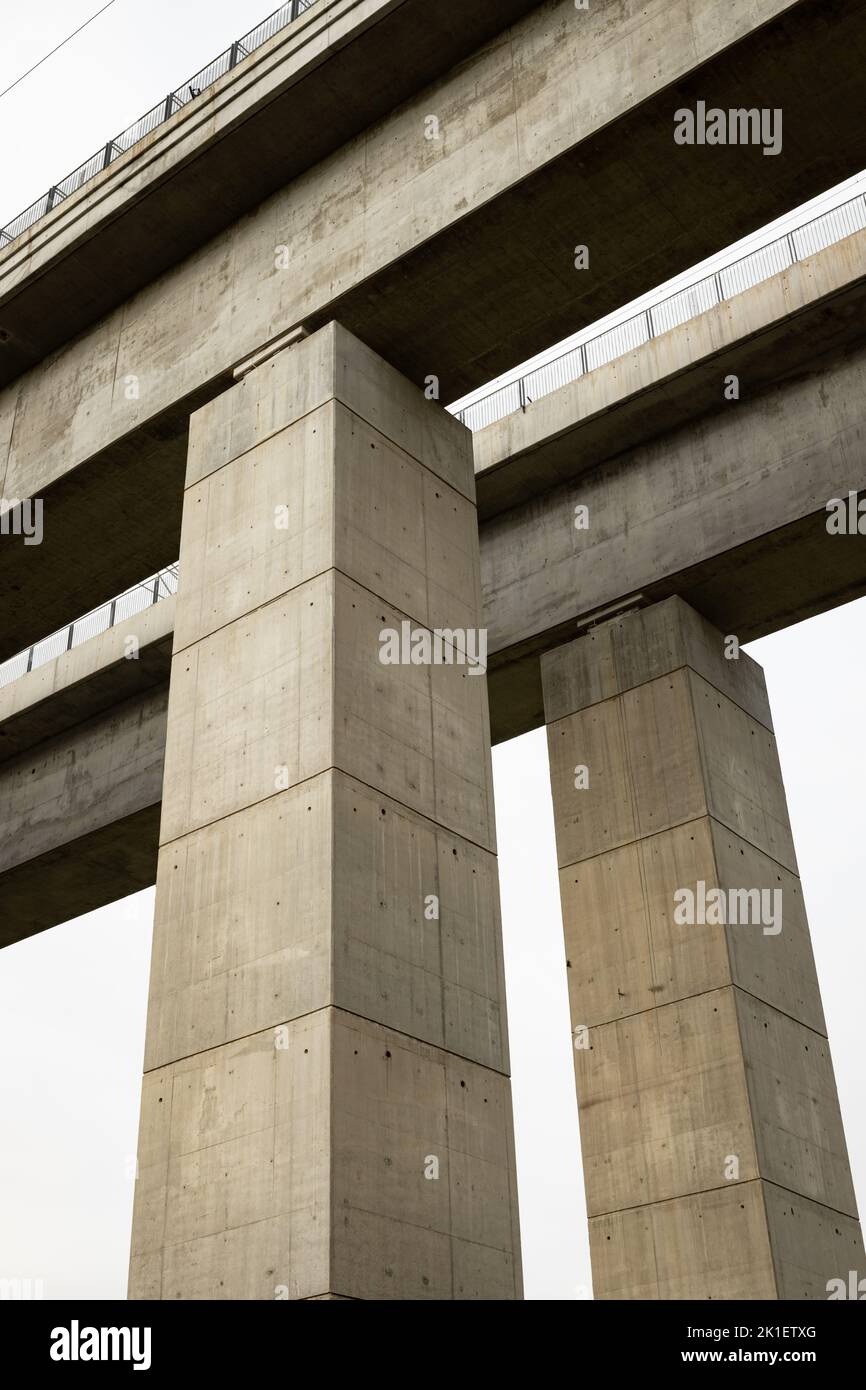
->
128, 322, 521, 1300
541, 597, 863, 1300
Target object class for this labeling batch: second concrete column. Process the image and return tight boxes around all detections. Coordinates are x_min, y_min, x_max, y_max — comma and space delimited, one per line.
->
542, 597, 862, 1299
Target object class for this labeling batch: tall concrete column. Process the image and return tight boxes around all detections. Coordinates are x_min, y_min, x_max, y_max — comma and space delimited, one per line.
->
128, 322, 521, 1300
541, 597, 863, 1299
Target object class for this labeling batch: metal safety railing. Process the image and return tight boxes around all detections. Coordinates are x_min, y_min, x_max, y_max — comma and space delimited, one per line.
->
453, 190, 866, 432
0, 0, 320, 251
0, 564, 179, 690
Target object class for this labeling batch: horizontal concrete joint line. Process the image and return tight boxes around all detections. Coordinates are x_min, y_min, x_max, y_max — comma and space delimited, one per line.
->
157, 763, 498, 859
590, 1175, 865, 1226
142, 1003, 513, 1080
591, 1176, 769, 1222
573, 977, 831, 1043
171, 566, 483, 663
554, 808, 802, 881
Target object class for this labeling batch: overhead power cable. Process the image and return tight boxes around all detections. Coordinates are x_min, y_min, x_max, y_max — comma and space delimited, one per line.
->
0, 0, 120, 102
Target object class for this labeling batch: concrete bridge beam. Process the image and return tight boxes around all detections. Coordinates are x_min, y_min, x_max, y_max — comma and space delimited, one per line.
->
6, 0, 866, 661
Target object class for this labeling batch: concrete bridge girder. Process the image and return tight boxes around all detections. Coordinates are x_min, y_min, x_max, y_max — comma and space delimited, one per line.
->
5, 0, 866, 659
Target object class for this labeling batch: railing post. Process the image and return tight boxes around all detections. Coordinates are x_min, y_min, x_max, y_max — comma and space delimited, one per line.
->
45, 187, 60, 213
163, 93, 175, 122
579, 342, 588, 376
102, 141, 115, 170
26, 646, 34, 673
645, 306, 655, 339
714, 271, 724, 304
153, 575, 161, 604
109, 599, 117, 629
518, 377, 528, 412
786, 231, 798, 263
66, 624, 75, 652
291, 0, 301, 19
229, 42, 241, 69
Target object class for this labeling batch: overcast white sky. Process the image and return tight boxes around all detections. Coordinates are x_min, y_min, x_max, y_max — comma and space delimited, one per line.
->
0, 1, 864, 1301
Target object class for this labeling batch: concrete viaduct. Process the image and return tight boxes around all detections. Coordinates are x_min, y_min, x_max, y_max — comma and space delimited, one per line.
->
1, 0, 865, 1299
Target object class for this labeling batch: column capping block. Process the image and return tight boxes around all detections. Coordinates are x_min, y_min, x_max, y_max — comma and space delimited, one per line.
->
541, 595, 773, 731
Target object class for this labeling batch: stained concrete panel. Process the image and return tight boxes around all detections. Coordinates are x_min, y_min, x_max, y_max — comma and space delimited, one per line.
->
591, 1180, 866, 1300
331, 772, 508, 1070
559, 818, 729, 1027
145, 776, 334, 1071
547, 658, 799, 873
130, 1012, 330, 1301
763, 1183, 866, 1301
130, 1009, 520, 1301
575, 986, 759, 1217
589, 1181, 778, 1301
174, 408, 336, 653
712, 822, 824, 1034
547, 669, 705, 866
177, 400, 481, 655
333, 574, 495, 850
735, 991, 857, 1216
559, 815, 827, 1034
146, 768, 508, 1074
163, 569, 494, 849
577, 981, 858, 1224
160, 573, 333, 843
690, 672, 798, 874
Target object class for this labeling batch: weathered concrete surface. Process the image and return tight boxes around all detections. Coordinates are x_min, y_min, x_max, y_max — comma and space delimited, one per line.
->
476, 227, 866, 520
0, 686, 167, 945
482, 231, 866, 740
6, 0, 866, 658
0, 0, 541, 382
131, 1009, 519, 1300
0, 601, 171, 941
129, 323, 521, 1299
541, 598, 863, 1299
0, 594, 173, 760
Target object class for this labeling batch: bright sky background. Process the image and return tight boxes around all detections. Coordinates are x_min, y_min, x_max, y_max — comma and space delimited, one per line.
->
0, 1, 864, 1301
